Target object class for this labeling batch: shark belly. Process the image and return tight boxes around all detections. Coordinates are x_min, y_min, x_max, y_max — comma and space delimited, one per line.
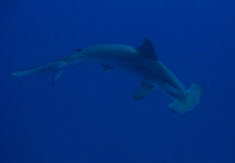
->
124, 59, 188, 101
152, 62, 188, 101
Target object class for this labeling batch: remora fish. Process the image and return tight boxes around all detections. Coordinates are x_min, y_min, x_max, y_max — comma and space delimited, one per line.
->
11, 38, 201, 113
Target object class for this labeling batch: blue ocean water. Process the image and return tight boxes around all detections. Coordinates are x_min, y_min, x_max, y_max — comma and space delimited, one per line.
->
1, 0, 235, 162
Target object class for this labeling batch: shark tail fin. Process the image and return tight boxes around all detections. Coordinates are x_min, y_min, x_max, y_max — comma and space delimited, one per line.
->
169, 84, 201, 114
10, 60, 68, 84
10, 67, 41, 77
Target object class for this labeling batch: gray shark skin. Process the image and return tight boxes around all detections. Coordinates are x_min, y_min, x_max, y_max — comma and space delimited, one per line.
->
11, 39, 201, 113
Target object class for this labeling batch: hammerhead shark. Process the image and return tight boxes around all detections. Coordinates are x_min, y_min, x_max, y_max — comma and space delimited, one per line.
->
11, 38, 201, 113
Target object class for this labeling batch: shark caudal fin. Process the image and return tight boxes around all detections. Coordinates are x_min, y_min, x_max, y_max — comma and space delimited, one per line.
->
169, 84, 201, 114
10, 60, 68, 84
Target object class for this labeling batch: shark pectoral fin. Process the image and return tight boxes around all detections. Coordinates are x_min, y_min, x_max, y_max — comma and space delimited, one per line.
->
102, 64, 114, 72
52, 69, 63, 85
133, 81, 155, 100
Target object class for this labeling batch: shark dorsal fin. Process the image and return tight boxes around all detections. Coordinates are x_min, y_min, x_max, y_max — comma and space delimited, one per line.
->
136, 38, 157, 60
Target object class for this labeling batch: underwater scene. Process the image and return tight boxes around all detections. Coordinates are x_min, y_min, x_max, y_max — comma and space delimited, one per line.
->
1, 0, 235, 162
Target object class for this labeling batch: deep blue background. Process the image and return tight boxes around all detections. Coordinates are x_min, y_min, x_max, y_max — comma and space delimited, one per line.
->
1, 0, 235, 162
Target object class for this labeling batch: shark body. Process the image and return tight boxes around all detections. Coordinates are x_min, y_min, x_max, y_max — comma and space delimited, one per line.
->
11, 39, 201, 113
